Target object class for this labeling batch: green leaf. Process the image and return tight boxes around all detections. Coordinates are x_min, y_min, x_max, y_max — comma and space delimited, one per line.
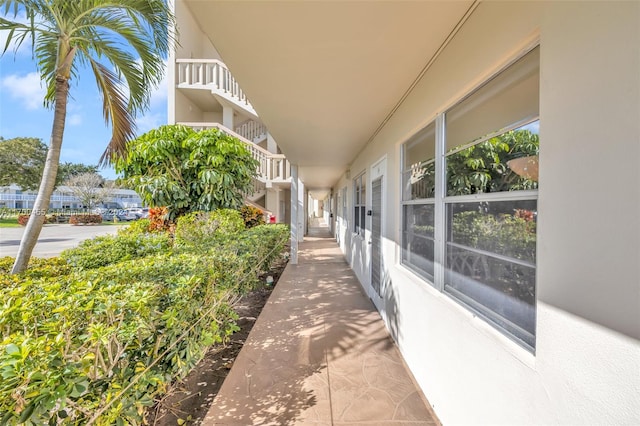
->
5, 344, 19, 356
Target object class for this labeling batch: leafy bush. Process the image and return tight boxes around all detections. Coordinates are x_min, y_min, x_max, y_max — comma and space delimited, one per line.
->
0, 257, 71, 280
1, 211, 289, 424
227, 224, 289, 275
0, 255, 236, 424
120, 218, 152, 236
148, 206, 172, 232
115, 125, 259, 220
17, 214, 61, 225
17, 214, 29, 226
61, 232, 171, 270
69, 214, 102, 225
174, 209, 244, 248
240, 205, 265, 228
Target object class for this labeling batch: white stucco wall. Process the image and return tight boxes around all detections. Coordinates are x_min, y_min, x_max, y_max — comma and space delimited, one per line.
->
332, 1, 640, 424
175, 0, 207, 59
173, 91, 203, 123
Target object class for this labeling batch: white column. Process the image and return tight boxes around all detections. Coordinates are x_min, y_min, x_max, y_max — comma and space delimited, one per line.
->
222, 105, 234, 129
299, 183, 306, 241
290, 165, 299, 264
265, 188, 281, 222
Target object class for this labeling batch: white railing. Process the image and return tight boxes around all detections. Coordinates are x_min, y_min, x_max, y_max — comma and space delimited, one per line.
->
176, 59, 255, 113
0, 194, 77, 202
270, 154, 291, 181
235, 119, 267, 142
178, 122, 291, 184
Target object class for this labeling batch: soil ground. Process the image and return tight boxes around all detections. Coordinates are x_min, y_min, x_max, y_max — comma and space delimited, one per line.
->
146, 251, 289, 425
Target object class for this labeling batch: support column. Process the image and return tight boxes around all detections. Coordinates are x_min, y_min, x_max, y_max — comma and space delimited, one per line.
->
265, 188, 281, 222
222, 105, 234, 130
299, 182, 306, 242
290, 165, 299, 264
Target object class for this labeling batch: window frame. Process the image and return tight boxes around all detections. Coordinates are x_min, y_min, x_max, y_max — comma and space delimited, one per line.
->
399, 46, 540, 352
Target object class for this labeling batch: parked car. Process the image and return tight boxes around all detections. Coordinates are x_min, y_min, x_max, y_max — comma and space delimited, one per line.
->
95, 207, 132, 222
121, 209, 139, 221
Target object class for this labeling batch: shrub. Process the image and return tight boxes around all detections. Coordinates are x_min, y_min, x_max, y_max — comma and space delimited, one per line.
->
61, 232, 171, 270
17, 214, 29, 226
240, 205, 265, 228
0, 257, 71, 279
0, 225, 289, 424
174, 209, 244, 248
148, 206, 172, 232
120, 218, 152, 236
69, 214, 102, 225
0, 254, 238, 424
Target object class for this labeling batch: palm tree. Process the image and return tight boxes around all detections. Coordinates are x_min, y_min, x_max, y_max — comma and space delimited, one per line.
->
0, 0, 174, 273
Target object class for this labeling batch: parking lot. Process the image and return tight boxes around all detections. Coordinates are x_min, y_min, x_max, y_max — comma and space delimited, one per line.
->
0, 224, 123, 258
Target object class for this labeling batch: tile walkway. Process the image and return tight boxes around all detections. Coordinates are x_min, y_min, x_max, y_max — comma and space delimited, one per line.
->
202, 219, 440, 425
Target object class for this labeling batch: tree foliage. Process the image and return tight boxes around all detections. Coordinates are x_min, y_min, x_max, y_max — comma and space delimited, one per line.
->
0, 137, 100, 190
0, 137, 47, 191
1, 0, 174, 273
411, 129, 539, 198
116, 125, 260, 220
63, 172, 112, 209
447, 129, 539, 195
58, 162, 99, 183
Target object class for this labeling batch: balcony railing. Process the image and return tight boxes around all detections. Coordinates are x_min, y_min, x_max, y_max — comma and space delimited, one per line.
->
235, 119, 267, 143
176, 59, 256, 115
178, 122, 291, 184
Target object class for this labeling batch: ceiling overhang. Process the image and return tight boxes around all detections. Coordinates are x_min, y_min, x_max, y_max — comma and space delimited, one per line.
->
184, 0, 475, 190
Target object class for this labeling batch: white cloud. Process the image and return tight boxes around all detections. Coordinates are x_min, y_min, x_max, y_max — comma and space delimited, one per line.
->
136, 111, 166, 134
68, 113, 82, 126
0, 72, 46, 110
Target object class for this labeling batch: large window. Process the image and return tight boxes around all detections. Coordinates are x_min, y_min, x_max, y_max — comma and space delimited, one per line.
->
353, 173, 366, 236
402, 122, 436, 280
401, 47, 539, 351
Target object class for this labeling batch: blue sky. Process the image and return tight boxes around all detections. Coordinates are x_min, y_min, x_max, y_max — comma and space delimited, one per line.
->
0, 23, 168, 180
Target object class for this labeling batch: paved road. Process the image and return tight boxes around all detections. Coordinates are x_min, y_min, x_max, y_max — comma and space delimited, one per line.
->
0, 224, 123, 258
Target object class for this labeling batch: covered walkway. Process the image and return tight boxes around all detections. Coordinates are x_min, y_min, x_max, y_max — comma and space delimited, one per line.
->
203, 220, 439, 425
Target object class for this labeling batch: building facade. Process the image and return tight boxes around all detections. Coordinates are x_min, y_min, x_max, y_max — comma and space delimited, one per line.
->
0, 184, 142, 210
170, 1, 640, 424
167, 0, 292, 223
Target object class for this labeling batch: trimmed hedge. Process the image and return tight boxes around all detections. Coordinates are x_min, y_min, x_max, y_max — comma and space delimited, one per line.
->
60, 232, 171, 270
174, 209, 244, 249
0, 218, 289, 424
69, 214, 102, 225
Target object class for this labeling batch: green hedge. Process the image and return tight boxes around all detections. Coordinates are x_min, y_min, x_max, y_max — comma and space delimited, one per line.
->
0, 218, 289, 424
60, 232, 171, 270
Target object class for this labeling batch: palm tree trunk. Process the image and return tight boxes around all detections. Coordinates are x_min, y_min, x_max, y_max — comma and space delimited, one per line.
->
11, 76, 70, 274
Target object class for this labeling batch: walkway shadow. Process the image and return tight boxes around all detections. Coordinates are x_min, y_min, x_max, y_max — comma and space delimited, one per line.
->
203, 229, 436, 425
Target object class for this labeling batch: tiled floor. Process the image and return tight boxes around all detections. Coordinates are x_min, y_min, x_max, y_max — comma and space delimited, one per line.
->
202, 220, 440, 425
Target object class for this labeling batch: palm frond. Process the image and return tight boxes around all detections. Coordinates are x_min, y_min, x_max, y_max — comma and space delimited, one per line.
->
89, 58, 136, 166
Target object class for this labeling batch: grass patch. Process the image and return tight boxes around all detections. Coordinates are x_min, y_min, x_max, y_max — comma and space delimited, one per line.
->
0, 217, 20, 227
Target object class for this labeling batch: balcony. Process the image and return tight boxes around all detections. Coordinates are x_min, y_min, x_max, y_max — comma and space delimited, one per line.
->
176, 59, 257, 117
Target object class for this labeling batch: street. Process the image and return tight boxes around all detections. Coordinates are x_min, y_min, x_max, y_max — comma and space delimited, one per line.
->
0, 224, 123, 258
